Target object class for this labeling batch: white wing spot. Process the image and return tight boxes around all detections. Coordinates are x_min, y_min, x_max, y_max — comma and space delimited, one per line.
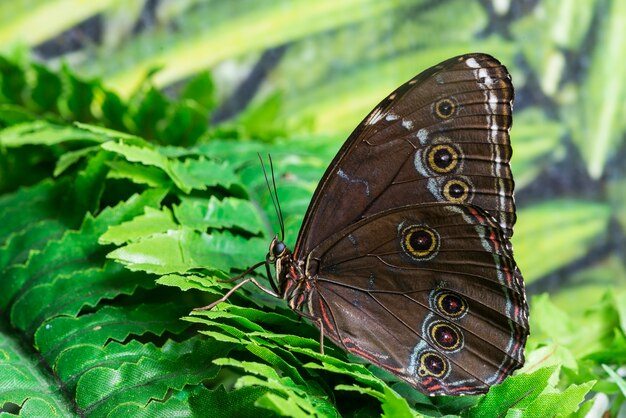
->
385, 113, 400, 121
389, 93, 397, 100
478, 68, 495, 86
489, 91, 499, 111
347, 234, 357, 246
417, 128, 429, 144
402, 119, 414, 130
466, 57, 480, 68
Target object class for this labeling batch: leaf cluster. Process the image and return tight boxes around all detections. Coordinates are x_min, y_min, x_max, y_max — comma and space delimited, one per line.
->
0, 54, 617, 417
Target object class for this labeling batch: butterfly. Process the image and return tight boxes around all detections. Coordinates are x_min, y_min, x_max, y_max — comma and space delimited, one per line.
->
198, 53, 529, 396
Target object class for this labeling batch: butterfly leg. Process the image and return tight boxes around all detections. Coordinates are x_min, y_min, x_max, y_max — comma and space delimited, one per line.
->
317, 318, 325, 355
193, 277, 279, 311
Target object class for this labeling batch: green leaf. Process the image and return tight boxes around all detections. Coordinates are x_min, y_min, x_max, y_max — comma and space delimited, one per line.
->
382, 391, 418, 418
246, 344, 309, 388
0, 322, 74, 416
187, 385, 274, 418
0, 187, 166, 310
73, 122, 141, 142
510, 109, 564, 189
60, 67, 95, 122
74, 337, 229, 416
602, 365, 626, 396
616, 292, 626, 335
0, 177, 78, 262
97, 0, 426, 95
160, 102, 207, 146
169, 157, 241, 192
102, 139, 241, 193
523, 344, 578, 375
0, 121, 104, 147
528, 293, 619, 359
101, 137, 171, 169
607, 177, 626, 233
0, 1, 118, 47
0, 103, 38, 125
0, 218, 67, 273
99, 206, 178, 245
181, 71, 216, 111
301, 351, 385, 391
106, 160, 172, 187
345, 386, 416, 418
106, 228, 266, 274
71, 149, 110, 216
514, 200, 611, 282
56, 337, 224, 391
0, 56, 26, 105
254, 392, 313, 418
173, 196, 266, 234
566, 0, 626, 178
54, 146, 100, 176
11, 262, 156, 334
35, 303, 191, 364
511, 0, 594, 96
30, 63, 62, 113
104, 396, 192, 418
521, 381, 595, 417
215, 358, 335, 417
466, 367, 557, 417
156, 272, 230, 294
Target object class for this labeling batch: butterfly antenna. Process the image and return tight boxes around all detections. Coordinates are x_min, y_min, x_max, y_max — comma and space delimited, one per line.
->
268, 154, 285, 240
258, 153, 285, 241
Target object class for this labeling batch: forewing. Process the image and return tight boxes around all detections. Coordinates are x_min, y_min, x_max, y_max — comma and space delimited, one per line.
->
295, 53, 515, 259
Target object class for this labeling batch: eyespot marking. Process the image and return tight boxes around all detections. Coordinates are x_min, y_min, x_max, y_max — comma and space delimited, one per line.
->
442, 178, 472, 203
400, 224, 440, 261
432, 291, 468, 319
417, 351, 448, 378
429, 321, 463, 352
432, 97, 458, 120
427, 144, 460, 174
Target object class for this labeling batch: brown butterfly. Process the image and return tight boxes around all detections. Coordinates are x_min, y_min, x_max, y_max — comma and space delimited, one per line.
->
198, 53, 529, 396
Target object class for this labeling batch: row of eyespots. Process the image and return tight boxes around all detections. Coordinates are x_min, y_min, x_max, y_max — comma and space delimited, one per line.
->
417, 291, 468, 379
399, 222, 466, 379
412, 56, 511, 388
413, 133, 475, 206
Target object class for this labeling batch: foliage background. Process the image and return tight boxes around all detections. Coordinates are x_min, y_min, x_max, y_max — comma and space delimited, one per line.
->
1, 0, 626, 416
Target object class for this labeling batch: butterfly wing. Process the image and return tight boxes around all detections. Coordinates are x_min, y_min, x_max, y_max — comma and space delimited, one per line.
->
294, 53, 515, 260
304, 203, 528, 395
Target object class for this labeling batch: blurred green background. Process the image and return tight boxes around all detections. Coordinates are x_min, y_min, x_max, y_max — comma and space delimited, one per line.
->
5, 0, 617, 310
1, 0, 626, 415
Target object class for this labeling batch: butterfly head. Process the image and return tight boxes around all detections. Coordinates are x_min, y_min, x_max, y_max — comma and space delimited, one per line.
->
268, 235, 290, 263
